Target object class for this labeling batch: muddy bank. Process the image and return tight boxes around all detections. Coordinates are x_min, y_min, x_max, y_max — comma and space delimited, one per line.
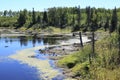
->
38, 36, 91, 60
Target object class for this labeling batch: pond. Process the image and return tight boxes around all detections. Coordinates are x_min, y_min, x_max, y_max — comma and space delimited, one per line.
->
0, 36, 66, 80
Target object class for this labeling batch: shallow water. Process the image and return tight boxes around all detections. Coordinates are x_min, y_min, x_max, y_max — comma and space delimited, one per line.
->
0, 36, 62, 80
0, 58, 40, 80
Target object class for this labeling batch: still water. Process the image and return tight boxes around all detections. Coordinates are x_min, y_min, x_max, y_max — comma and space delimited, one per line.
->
0, 36, 61, 80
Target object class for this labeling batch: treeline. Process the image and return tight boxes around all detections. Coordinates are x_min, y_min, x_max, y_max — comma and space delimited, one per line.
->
0, 6, 120, 32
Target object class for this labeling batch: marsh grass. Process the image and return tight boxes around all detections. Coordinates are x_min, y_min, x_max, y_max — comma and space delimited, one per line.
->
58, 33, 120, 80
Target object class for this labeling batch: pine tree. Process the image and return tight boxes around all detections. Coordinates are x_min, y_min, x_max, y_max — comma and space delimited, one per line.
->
77, 6, 81, 27
37, 15, 41, 23
72, 15, 75, 26
42, 11, 48, 26
110, 7, 118, 33
104, 17, 109, 31
32, 8, 36, 24
3, 10, 8, 16
47, 7, 56, 26
17, 11, 26, 28
8, 10, 12, 17
91, 8, 98, 31
86, 6, 91, 27
60, 12, 66, 28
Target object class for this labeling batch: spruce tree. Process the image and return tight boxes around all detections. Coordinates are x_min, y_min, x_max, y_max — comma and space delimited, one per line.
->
86, 6, 91, 27
42, 11, 48, 26
3, 10, 8, 16
17, 11, 27, 28
110, 7, 117, 33
77, 6, 81, 27
32, 8, 36, 24
104, 17, 109, 31
37, 15, 41, 23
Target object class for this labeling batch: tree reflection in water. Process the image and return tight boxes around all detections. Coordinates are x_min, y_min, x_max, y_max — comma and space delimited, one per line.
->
2, 35, 67, 47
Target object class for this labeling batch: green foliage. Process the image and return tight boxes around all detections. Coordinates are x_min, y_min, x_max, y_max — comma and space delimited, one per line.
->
58, 45, 91, 68
57, 55, 78, 68
3, 10, 8, 16
32, 8, 36, 24
86, 6, 91, 26
0, 16, 17, 27
95, 33, 119, 68
90, 67, 120, 80
42, 11, 48, 26
0, 6, 120, 32
17, 10, 28, 28
77, 5, 81, 26
110, 7, 118, 33
104, 17, 109, 31
59, 10, 68, 28
58, 32, 120, 79
72, 61, 90, 78
72, 24, 80, 32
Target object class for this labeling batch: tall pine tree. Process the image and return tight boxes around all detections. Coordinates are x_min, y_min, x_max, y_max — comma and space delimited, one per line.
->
104, 17, 109, 31
110, 7, 117, 33
32, 8, 36, 24
17, 11, 27, 28
86, 6, 91, 27
77, 6, 81, 27
42, 11, 48, 28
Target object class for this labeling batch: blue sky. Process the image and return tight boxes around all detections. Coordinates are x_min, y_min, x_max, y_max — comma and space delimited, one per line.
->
0, 0, 120, 11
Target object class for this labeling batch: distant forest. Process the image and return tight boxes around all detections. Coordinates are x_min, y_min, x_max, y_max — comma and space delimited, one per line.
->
0, 6, 119, 32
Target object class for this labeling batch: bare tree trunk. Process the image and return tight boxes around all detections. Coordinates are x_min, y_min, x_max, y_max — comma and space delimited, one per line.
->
79, 32, 83, 47
89, 32, 95, 64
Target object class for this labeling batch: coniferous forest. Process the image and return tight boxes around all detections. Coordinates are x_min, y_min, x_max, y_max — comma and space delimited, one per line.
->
0, 6, 119, 33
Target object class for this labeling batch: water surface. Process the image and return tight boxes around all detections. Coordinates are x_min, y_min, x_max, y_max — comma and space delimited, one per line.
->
0, 36, 60, 80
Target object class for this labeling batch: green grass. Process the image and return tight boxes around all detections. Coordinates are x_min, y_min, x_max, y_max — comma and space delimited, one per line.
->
46, 26, 72, 34
18, 26, 72, 34
57, 45, 91, 68
89, 67, 120, 80
57, 32, 120, 80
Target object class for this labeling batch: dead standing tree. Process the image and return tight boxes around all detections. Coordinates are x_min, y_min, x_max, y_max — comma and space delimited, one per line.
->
89, 8, 97, 64
91, 31, 95, 58
79, 32, 83, 47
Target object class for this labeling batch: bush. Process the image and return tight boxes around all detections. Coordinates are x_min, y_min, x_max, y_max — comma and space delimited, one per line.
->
72, 24, 80, 32
72, 61, 90, 78
57, 55, 78, 68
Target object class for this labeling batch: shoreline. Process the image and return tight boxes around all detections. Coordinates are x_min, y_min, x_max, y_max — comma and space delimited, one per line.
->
9, 42, 86, 80
9, 45, 61, 80
9, 44, 79, 80
7, 32, 91, 80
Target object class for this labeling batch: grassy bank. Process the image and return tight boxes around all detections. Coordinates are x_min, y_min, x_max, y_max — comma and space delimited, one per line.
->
57, 33, 120, 80
18, 26, 72, 34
